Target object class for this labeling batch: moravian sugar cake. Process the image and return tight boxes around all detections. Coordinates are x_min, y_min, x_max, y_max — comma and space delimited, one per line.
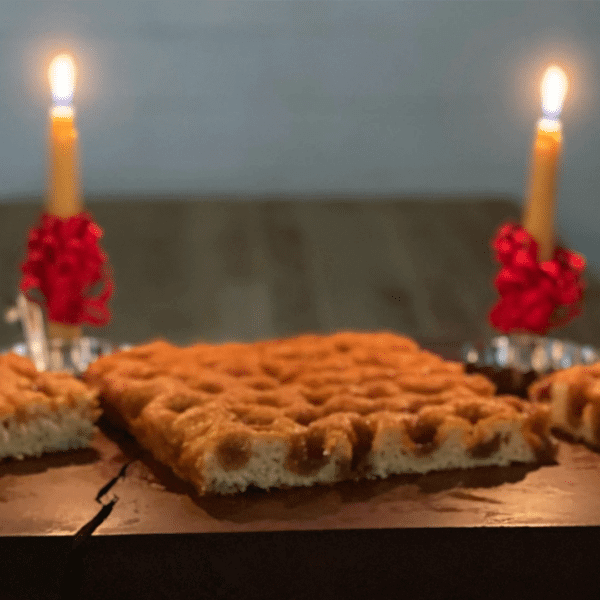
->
0, 353, 100, 460
530, 362, 600, 449
84, 331, 555, 495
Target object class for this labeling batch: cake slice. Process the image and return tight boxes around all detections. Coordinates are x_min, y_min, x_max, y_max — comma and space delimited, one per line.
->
529, 362, 600, 448
84, 331, 555, 495
0, 353, 101, 460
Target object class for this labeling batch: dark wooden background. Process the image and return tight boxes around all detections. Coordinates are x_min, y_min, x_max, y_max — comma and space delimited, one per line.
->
1, 196, 599, 349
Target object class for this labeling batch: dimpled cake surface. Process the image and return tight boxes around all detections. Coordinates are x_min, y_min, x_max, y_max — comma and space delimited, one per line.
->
530, 362, 600, 449
84, 331, 554, 495
0, 352, 100, 460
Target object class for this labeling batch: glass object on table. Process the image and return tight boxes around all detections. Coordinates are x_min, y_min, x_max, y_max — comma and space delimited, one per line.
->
462, 334, 599, 397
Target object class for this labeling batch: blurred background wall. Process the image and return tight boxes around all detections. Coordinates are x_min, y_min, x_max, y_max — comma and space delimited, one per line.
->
1, 1, 598, 271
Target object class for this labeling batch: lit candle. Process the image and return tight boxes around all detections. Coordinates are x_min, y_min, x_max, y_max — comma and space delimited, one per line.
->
48, 53, 83, 219
47, 53, 83, 340
522, 65, 568, 262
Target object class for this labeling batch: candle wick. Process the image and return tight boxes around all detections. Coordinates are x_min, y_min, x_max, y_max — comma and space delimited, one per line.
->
538, 117, 561, 133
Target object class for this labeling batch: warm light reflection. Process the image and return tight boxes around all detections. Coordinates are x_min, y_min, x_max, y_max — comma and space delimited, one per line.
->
541, 65, 568, 119
49, 53, 75, 105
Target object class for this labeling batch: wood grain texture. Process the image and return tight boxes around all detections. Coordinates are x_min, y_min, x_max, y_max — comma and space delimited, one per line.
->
2, 419, 600, 536
0, 197, 598, 347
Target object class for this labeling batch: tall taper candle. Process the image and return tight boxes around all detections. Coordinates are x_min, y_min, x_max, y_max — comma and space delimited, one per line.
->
522, 65, 568, 262
47, 54, 83, 339
48, 54, 83, 218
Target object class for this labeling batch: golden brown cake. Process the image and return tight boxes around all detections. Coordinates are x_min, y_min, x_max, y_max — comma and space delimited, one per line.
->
529, 362, 600, 448
0, 353, 101, 460
85, 331, 554, 495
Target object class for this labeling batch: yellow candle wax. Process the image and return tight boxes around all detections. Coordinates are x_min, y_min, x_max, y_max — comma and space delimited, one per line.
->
522, 119, 562, 261
48, 105, 83, 218
522, 65, 568, 262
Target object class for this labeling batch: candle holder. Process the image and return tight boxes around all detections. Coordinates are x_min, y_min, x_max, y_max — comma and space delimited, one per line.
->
4, 293, 123, 375
5, 336, 120, 375
462, 334, 599, 398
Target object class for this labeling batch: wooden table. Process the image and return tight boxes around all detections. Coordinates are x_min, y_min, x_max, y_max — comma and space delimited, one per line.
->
1, 196, 598, 347
2, 197, 600, 600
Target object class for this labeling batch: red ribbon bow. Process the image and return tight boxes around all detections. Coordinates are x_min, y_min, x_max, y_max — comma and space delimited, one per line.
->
19, 212, 113, 326
489, 223, 585, 334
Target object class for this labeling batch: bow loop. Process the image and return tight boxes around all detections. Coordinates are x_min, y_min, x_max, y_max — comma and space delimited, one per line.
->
489, 222, 585, 334
19, 212, 113, 327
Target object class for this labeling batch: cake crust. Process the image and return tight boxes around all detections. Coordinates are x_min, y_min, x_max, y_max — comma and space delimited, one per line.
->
0, 352, 101, 460
85, 332, 554, 494
529, 362, 600, 448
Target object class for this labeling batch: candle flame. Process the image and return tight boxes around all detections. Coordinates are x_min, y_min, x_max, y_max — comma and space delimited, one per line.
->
541, 65, 568, 119
49, 53, 76, 105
